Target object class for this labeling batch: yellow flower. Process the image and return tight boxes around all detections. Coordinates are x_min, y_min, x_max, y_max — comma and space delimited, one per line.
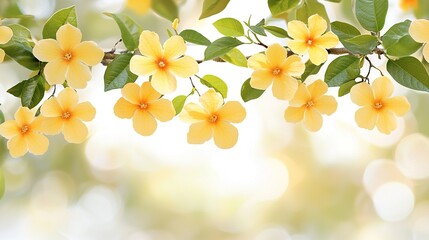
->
409, 19, 429, 62
284, 80, 337, 131
40, 87, 96, 143
0, 107, 49, 158
247, 43, 305, 100
126, 0, 151, 15
180, 89, 246, 149
130, 31, 199, 94
350, 77, 410, 134
114, 82, 175, 136
0, 22, 13, 63
400, 0, 418, 11
33, 24, 104, 89
288, 14, 339, 65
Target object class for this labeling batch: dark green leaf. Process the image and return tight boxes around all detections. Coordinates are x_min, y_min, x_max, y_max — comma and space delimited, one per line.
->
387, 57, 429, 92
200, 75, 228, 98
263, 25, 290, 38
344, 35, 379, 55
324, 55, 360, 87
179, 29, 211, 46
42, 6, 77, 39
268, 0, 300, 16
213, 18, 244, 37
296, 0, 330, 24
104, 13, 142, 51
8, 75, 45, 109
338, 80, 357, 97
172, 95, 187, 115
200, 0, 231, 19
220, 48, 247, 67
152, 0, 179, 21
241, 78, 265, 102
331, 21, 361, 50
104, 53, 137, 91
302, 60, 323, 81
382, 20, 422, 57
204, 37, 243, 60
355, 0, 388, 32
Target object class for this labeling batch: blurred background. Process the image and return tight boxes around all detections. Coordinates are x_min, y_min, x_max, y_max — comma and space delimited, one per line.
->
1, 0, 429, 239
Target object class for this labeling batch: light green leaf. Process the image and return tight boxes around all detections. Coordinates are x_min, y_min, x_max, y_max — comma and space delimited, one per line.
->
268, 0, 300, 16
200, 0, 231, 19
200, 75, 228, 98
301, 60, 323, 81
324, 55, 361, 87
104, 53, 137, 91
331, 21, 361, 51
247, 19, 267, 36
204, 37, 243, 60
241, 78, 265, 102
382, 20, 422, 57
42, 6, 77, 39
387, 57, 429, 92
221, 48, 247, 67
104, 13, 142, 51
355, 0, 388, 32
172, 95, 187, 115
213, 18, 244, 37
344, 35, 379, 55
179, 29, 211, 46
263, 25, 290, 38
8, 75, 46, 109
296, 0, 330, 24
0, 110, 4, 124
338, 80, 357, 97
152, 0, 179, 21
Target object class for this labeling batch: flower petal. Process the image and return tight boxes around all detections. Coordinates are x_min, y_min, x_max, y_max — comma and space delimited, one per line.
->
33, 39, 63, 62
315, 32, 339, 49
168, 56, 199, 78
73, 102, 96, 121
213, 121, 238, 149
15, 107, 34, 126
372, 76, 393, 100
272, 75, 299, 100
281, 55, 305, 77
216, 101, 246, 123
309, 46, 328, 65
250, 69, 273, 90
57, 24, 82, 50
129, 55, 158, 76
148, 99, 175, 122
314, 95, 337, 115
41, 117, 63, 135
350, 82, 374, 106
163, 35, 186, 60
121, 83, 140, 104
355, 106, 378, 130
307, 79, 328, 98
138, 31, 162, 58
63, 119, 88, 143
66, 61, 91, 89
247, 53, 269, 69
199, 89, 223, 113
73, 41, 104, 66
187, 122, 213, 144
7, 135, 28, 158
140, 81, 161, 102
26, 132, 49, 155
303, 108, 323, 131
423, 44, 429, 63
266, 43, 287, 66
41, 98, 62, 117
289, 83, 311, 106
57, 88, 78, 110
0, 48, 5, 63
151, 70, 177, 94
114, 98, 138, 119
31, 116, 45, 132
133, 110, 157, 136
126, 0, 151, 14
284, 106, 305, 122
44, 60, 68, 85
376, 110, 397, 134
308, 14, 327, 38
409, 19, 429, 43
288, 20, 309, 41
288, 40, 308, 54
179, 103, 208, 123
384, 96, 410, 116
0, 120, 19, 139
0, 26, 13, 44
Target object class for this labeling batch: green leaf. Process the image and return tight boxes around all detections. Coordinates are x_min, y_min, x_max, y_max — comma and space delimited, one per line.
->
263, 25, 290, 38
104, 13, 142, 51
268, 0, 300, 16
0, 24, 40, 70
104, 53, 137, 91
241, 78, 265, 102
331, 21, 361, 50
220, 48, 247, 67
0, 169, 4, 200
344, 35, 379, 55
247, 19, 267, 36
172, 95, 187, 115
152, 0, 179, 21
8, 75, 46, 109
200, 0, 231, 19
42, 6, 77, 39
355, 0, 388, 32
0, 110, 4, 124
382, 20, 422, 57
387, 57, 429, 92
324, 55, 361, 87
200, 75, 228, 98
301, 60, 323, 81
204, 37, 243, 60
213, 18, 244, 37
296, 0, 330, 24
179, 29, 211, 46
338, 80, 357, 97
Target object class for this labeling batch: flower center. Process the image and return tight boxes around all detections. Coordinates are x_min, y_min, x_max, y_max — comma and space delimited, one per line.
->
139, 103, 148, 109
20, 125, 30, 134
208, 114, 218, 123
306, 100, 315, 108
272, 67, 282, 76
158, 60, 166, 68
374, 101, 383, 110
63, 52, 73, 61
306, 38, 313, 46
61, 111, 71, 119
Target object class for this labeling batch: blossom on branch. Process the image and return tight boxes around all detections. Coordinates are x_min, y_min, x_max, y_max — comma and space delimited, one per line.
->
114, 82, 175, 136
350, 77, 410, 134
33, 24, 104, 89
180, 89, 246, 149
409, 19, 429, 62
0, 22, 13, 63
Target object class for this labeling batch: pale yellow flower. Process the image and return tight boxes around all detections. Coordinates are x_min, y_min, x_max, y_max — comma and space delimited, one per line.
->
130, 31, 199, 94
247, 43, 305, 100
114, 82, 175, 136
33, 24, 104, 89
284, 80, 337, 131
126, 0, 151, 15
0, 107, 49, 158
0, 22, 13, 63
180, 89, 246, 149
400, 0, 418, 11
288, 14, 339, 65
350, 77, 410, 134
409, 19, 429, 62
41, 87, 96, 143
